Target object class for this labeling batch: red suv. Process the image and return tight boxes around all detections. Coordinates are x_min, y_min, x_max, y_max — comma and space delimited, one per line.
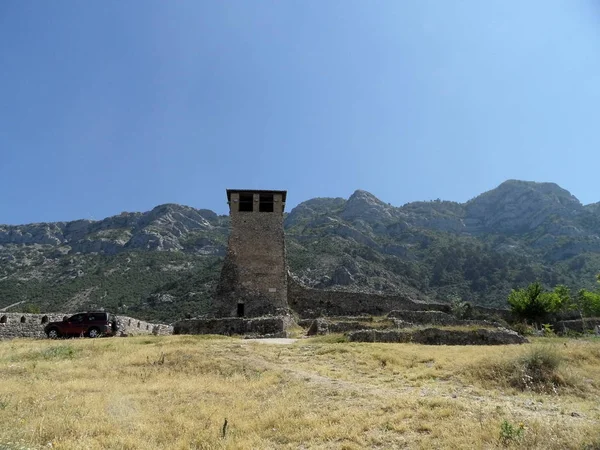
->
44, 312, 116, 339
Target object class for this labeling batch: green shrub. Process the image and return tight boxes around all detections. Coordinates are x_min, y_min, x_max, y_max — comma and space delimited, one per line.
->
511, 322, 533, 336
27, 345, 78, 361
499, 419, 524, 445
542, 323, 555, 336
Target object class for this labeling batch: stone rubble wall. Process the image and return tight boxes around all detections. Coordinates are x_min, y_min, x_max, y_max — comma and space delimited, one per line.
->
114, 315, 173, 337
288, 275, 512, 321
387, 310, 503, 327
347, 327, 528, 345
554, 318, 600, 334
172, 316, 293, 338
306, 318, 407, 336
0, 312, 172, 340
470, 305, 513, 322
298, 316, 378, 328
304, 315, 501, 336
288, 275, 451, 318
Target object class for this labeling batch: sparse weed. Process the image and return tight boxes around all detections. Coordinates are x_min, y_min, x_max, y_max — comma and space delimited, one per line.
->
315, 346, 350, 355
306, 333, 348, 343
28, 345, 77, 361
499, 419, 524, 445
372, 352, 400, 368
582, 439, 600, 450
514, 346, 563, 391
470, 345, 580, 393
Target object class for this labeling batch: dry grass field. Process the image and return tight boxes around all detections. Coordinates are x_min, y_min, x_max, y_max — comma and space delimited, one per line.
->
1, 334, 600, 449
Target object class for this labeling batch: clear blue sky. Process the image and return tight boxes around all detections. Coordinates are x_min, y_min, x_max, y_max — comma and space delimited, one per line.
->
1, 1, 599, 225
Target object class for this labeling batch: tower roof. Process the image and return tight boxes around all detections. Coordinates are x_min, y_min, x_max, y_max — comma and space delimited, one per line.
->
226, 189, 287, 203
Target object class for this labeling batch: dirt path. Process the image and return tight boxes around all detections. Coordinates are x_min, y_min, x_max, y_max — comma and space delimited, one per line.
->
0, 301, 25, 312
235, 341, 597, 427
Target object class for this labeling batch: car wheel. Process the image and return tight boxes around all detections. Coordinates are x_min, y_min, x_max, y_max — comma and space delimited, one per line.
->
87, 327, 101, 338
47, 328, 60, 339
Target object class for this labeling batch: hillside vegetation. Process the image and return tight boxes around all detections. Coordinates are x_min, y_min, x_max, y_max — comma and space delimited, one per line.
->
1, 180, 600, 321
0, 335, 599, 449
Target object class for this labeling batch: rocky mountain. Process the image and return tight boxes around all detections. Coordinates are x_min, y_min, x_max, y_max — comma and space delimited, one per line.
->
0, 204, 229, 254
1, 180, 599, 321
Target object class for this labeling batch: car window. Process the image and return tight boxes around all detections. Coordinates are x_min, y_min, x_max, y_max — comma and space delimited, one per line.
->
69, 314, 84, 322
88, 313, 107, 321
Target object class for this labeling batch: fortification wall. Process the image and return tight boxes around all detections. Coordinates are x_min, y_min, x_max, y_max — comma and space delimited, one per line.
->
172, 316, 292, 337
0, 312, 172, 340
114, 316, 173, 337
287, 275, 451, 318
287, 276, 513, 320
0, 313, 66, 340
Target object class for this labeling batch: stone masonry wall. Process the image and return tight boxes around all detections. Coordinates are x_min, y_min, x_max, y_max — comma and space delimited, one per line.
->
0, 312, 172, 340
287, 275, 451, 318
214, 191, 289, 317
115, 315, 173, 337
387, 310, 503, 327
347, 328, 528, 345
172, 316, 292, 338
0, 313, 66, 340
288, 275, 512, 320
555, 318, 600, 334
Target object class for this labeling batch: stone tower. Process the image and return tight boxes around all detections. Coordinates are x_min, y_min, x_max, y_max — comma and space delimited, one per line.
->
213, 189, 289, 318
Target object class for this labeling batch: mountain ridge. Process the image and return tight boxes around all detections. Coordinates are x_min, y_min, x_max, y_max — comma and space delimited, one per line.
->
1, 180, 599, 321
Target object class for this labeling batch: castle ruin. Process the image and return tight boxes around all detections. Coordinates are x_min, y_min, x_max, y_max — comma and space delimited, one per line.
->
172, 188, 514, 338
1, 188, 522, 342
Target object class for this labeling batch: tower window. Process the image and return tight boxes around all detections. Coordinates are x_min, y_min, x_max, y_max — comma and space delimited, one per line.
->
239, 193, 253, 212
237, 303, 245, 317
259, 194, 274, 212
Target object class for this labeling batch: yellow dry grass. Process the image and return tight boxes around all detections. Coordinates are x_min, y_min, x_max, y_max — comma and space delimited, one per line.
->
1, 335, 599, 449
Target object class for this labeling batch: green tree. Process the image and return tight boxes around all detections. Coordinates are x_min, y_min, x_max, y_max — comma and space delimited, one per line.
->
552, 285, 572, 313
574, 289, 600, 317
450, 297, 471, 319
508, 282, 557, 326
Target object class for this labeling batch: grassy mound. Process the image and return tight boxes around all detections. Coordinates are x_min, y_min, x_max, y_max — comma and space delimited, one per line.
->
470, 344, 582, 393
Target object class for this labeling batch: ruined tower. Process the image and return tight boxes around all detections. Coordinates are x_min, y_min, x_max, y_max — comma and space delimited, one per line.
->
213, 190, 289, 317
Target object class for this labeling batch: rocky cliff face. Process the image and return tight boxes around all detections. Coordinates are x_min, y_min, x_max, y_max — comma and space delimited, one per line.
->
1, 180, 599, 321
464, 180, 584, 233
0, 204, 229, 255
586, 202, 600, 215
284, 180, 600, 309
